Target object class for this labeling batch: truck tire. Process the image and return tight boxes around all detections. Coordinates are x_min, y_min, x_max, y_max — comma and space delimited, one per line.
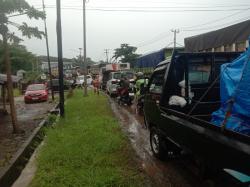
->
150, 127, 166, 160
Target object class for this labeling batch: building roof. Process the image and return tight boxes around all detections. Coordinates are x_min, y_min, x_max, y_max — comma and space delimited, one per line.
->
0, 74, 21, 85
184, 19, 250, 52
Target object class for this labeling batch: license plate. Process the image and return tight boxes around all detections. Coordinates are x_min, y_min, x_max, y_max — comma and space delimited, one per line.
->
32, 97, 38, 100
129, 93, 134, 96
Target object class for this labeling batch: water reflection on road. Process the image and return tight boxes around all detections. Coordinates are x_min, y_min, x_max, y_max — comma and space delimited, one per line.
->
109, 98, 198, 187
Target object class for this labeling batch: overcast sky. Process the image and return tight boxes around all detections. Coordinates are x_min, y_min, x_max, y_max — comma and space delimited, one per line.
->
10, 0, 250, 62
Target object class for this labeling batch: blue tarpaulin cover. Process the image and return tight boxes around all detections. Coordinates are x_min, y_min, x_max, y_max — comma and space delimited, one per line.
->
211, 38, 250, 136
136, 49, 165, 68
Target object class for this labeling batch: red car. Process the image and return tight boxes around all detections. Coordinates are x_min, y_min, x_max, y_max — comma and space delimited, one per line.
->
24, 84, 48, 103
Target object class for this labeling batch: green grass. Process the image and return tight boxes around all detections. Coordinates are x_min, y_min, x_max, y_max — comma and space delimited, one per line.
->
30, 90, 146, 187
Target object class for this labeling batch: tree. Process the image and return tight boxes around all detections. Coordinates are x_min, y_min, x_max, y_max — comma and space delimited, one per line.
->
0, 43, 37, 73
73, 56, 96, 67
113, 44, 140, 67
38, 55, 73, 63
0, 0, 45, 133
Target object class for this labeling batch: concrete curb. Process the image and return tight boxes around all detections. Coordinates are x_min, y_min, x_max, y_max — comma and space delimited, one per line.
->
0, 103, 59, 187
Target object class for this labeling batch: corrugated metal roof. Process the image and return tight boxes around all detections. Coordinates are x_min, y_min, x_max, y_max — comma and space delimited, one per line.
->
185, 19, 250, 52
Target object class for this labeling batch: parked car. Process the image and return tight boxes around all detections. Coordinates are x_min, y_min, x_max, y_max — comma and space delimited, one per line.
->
48, 79, 71, 92
24, 84, 48, 103
106, 72, 121, 96
143, 51, 250, 184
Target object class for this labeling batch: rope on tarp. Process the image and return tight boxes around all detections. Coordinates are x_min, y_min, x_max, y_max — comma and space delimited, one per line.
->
220, 37, 250, 131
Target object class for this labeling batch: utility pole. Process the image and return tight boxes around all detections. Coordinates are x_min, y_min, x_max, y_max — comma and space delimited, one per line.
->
42, 0, 54, 101
171, 29, 180, 50
83, 0, 87, 96
56, 0, 64, 117
104, 49, 109, 63
79, 48, 83, 68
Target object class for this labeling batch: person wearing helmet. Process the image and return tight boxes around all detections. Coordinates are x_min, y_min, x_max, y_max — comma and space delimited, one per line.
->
135, 72, 149, 114
135, 72, 147, 96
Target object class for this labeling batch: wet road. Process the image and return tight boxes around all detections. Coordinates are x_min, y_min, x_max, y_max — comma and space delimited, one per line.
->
109, 98, 200, 187
0, 96, 55, 169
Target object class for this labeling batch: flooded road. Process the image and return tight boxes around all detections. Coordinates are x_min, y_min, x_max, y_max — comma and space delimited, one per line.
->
109, 98, 200, 187
0, 97, 54, 169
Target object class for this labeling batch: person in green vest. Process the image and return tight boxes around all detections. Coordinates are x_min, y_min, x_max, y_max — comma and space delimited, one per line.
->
135, 72, 148, 97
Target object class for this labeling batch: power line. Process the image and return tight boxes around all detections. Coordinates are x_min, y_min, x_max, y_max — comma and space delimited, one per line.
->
136, 32, 172, 48
34, 6, 250, 13
34, 1, 250, 7
8, 6, 250, 17
136, 14, 249, 48
33, 4, 250, 9
180, 8, 250, 29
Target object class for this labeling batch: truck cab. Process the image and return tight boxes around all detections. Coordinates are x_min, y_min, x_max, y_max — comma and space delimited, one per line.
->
144, 51, 250, 184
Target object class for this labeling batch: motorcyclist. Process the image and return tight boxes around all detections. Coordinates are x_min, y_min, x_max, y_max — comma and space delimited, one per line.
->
119, 75, 130, 97
135, 72, 147, 97
135, 72, 148, 114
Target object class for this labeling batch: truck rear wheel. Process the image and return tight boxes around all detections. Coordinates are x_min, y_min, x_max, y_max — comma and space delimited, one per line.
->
150, 127, 166, 160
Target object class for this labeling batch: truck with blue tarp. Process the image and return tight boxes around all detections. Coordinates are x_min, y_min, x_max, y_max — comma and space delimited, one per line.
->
143, 40, 250, 185
135, 47, 184, 73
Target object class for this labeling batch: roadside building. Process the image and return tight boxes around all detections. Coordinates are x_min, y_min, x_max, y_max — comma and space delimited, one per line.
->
0, 74, 21, 113
41, 61, 74, 77
88, 64, 101, 75
185, 19, 250, 52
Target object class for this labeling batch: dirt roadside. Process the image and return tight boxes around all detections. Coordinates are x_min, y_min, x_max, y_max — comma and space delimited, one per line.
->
0, 96, 54, 171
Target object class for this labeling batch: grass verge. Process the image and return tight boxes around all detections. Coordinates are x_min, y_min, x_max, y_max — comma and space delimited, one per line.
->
30, 90, 146, 187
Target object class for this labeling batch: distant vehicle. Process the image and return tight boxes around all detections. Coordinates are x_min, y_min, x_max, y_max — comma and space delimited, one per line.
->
121, 71, 134, 81
65, 70, 73, 78
76, 75, 92, 87
24, 84, 48, 103
105, 63, 130, 71
100, 63, 131, 90
48, 79, 71, 92
106, 72, 121, 96
86, 75, 93, 85
99, 68, 110, 90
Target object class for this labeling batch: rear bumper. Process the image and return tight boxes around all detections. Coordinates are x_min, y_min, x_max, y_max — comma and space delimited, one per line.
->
24, 95, 48, 103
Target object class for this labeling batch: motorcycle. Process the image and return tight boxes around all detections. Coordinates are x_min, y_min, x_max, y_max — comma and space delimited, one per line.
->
116, 86, 132, 106
136, 95, 144, 115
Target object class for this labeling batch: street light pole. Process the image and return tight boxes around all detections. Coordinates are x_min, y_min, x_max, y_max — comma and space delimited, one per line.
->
42, 0, 54, 101
83, 0, 87, 96
56, 0, 64, 117
79, 48, 82, 68
171, 29, 180, 50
